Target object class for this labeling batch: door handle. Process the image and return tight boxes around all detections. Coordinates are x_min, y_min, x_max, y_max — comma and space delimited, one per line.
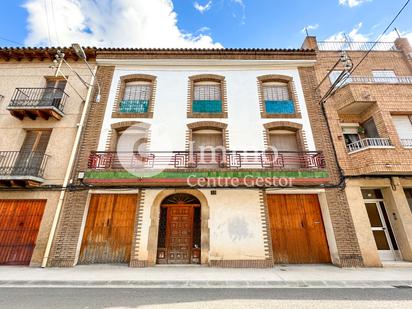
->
314, 221, 321, 224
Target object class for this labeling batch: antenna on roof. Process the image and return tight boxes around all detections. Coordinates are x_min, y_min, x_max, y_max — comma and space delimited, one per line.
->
394, 28, 401, 38
305, 28, 309, 37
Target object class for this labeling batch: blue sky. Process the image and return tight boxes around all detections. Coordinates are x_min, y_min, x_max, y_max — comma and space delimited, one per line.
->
0, 0, 411, 48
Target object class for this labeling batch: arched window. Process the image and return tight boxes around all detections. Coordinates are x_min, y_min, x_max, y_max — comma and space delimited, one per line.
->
258, 75, 300, 118
113, 74, 156, 118
188, 75, 227, 118
120, 81, 152, 113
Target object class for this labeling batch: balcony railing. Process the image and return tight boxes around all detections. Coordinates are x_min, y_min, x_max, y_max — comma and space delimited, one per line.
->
0, 151, 49, 179
88, 151, 326, 170
318, 41, 398, 51
343, 76, 412, 85
401, 139, 412, 147
347, 138, 392, 153
8, 87, 68, 113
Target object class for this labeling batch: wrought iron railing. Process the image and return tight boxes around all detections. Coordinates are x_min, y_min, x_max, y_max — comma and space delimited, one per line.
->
401, 139, 412, 147
88, 151, 326, 170
347, 138, 392, 153
8, 88, 69, 113
0, 151, 49, 178
318, 41, 398, 51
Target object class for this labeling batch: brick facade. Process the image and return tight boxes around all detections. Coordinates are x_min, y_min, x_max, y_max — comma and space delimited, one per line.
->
48, 66, 115, 266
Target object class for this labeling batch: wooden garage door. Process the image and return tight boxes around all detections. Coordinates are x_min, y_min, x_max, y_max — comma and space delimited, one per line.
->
79, 194, 137, 264
267, 194, 330, 264
0, 200, 46, 265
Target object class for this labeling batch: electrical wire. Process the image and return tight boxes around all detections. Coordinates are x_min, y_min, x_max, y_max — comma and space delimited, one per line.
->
0, 36, 25, 46
50, 0, 61, 47
44, 0, 52, 46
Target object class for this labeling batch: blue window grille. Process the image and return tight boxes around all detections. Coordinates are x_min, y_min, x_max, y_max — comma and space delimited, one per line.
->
193, 83, 222, 113
193, 100, 222, 113
265, 100, 295, 114
119, 100, 149, 113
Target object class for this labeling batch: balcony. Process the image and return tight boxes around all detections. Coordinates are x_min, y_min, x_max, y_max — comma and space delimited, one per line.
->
347, 138, 393, 153
85, 150, 328, 187
0, 151, 49, 187
7, 88, 68, 120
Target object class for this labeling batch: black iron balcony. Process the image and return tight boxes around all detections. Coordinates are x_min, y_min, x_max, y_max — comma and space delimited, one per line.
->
88, 150, 326, 170
8, 87, 69, 120
0, 151, 49, 187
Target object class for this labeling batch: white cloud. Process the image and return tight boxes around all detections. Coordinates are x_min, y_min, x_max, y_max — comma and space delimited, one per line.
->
23, 0, 222, 48
301, 24, 319, 34
194, 1, 212, 14
339, 0, 371, 7
326, 22, 412, 46
326, 22, 370, 42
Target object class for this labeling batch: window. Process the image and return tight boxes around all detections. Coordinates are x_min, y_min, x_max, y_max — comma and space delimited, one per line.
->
372, 70, 397, 83
188, 75, 226, 118
329, 70, 353, 87
192, 81, 222, 113
362, 118, 379, 138
341, 125, 360, 146
14, 130, 51, 176
120, 81, 152, 113
113, 74, 156, 118
43, 79, 67, 108
268, 129, 302, 168
258, 75, 300, 118
262, 82, 295, 114
392, 115, 412, 147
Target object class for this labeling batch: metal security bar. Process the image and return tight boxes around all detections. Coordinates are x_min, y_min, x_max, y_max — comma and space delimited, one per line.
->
0, 151, 49, 178
347, 138, 392, 153
8, 88, 68, 113
317, 41, 399, 51
88, 150, 326, 170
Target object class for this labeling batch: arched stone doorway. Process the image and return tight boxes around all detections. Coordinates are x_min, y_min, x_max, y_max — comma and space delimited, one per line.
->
157, 194, 201, 264
147, 189, 209, 266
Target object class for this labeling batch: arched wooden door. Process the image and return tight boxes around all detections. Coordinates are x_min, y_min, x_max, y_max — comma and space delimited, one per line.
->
156, 194, 201, 264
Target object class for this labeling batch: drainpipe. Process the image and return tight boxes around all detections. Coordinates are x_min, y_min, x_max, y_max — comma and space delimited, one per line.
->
41, 65, 97, 268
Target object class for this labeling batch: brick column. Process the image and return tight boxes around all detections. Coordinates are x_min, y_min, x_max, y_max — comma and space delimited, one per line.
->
301, 36, 318, 50
382, 177, 412, 261
395, 38, 412, 73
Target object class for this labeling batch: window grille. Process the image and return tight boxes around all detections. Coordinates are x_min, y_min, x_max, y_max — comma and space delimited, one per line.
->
194, 84, 221, 101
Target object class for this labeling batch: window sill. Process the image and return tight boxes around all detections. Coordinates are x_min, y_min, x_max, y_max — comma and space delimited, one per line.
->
112, 112, 153, 118
187, 112, 228, 119
261, 112, 301, 119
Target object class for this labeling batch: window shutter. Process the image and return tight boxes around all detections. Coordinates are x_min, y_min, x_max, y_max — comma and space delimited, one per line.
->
269, 132, 299, 152
393, 116, 412, 139
20, 130, 51, 154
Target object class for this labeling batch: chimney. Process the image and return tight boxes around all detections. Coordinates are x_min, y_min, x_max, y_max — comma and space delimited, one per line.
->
302, 36, 318, 51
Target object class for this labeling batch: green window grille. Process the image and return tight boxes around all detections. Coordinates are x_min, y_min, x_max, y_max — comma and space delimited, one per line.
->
120, 82, 151, 113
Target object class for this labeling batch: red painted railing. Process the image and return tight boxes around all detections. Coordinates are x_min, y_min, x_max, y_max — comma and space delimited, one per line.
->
88, 151, 326, 170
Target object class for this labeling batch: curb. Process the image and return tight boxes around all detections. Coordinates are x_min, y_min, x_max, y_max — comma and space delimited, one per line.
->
1, 280, 412, 288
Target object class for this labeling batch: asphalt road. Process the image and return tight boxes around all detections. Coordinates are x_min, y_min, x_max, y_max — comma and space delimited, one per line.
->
0, 288, 412, 309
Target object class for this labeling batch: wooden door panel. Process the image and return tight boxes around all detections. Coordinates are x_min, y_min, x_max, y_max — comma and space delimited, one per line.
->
165, 206, 193, 264
0, 200, 46, 265
267, 194, 330, 264
79, 194, 137, 264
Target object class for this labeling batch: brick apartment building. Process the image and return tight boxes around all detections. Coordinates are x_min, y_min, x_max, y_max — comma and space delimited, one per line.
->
0, 48, 97, 266
303, 36, 412, 266
46, 47, 365, 268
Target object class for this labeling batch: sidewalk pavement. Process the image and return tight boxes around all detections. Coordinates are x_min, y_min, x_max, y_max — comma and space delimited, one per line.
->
1, 264, 412, 288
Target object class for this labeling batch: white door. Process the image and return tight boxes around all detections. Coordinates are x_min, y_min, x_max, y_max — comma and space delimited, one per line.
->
364, 200, 400, 261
